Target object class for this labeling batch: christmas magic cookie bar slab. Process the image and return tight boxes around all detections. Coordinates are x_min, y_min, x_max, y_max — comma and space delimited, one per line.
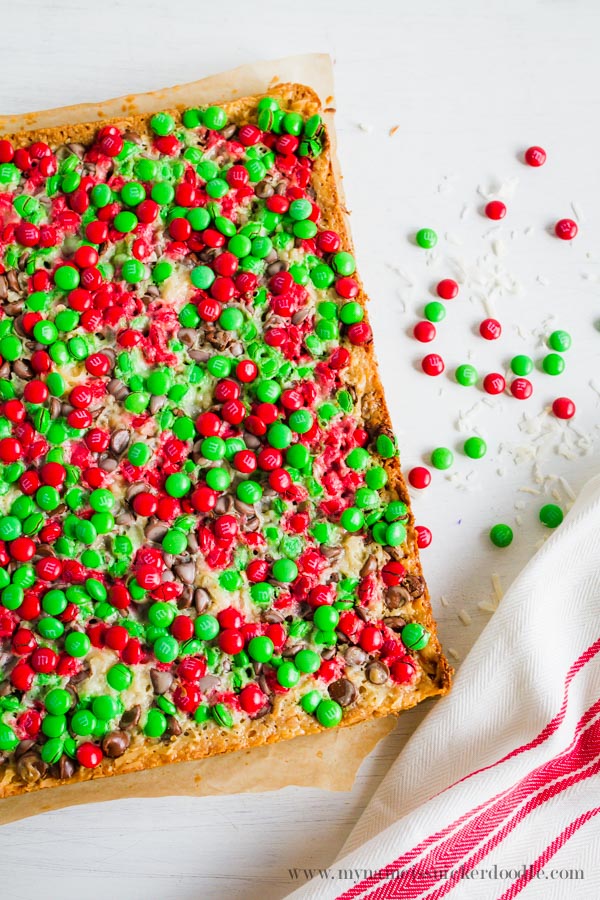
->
0, 83, 450, 798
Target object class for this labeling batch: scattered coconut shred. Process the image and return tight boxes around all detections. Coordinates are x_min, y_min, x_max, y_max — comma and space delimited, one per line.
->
391, 151, 596, 645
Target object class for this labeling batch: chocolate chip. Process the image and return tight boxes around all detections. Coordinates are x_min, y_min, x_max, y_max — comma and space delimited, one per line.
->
101, 730, 130, 758
385, 585, 412, 609
14, 739, 36, 759
178, 585, 193, 609
115, 512, 134, 526
120, 704, 141, 730
149, 395, 166, 415
99, 457, 118, 473
166, 716, 182, 737
360, 555, 378, 577
173, 561, 195, 584
366, 661, 390, 684
110, 428, 130, 456
194, 587, 210, 614
107, 378, 129, 400
145, 522, 168, 543
402, 575, 425, 599
328, 678, 357, 707
382, 616, 406, 632
150, 668, 173, 695
345, 646, 367, 667
12, 358, 33, 380
58, 755, 77, 780
255, 180, 274, 199
16, 752, 48, 784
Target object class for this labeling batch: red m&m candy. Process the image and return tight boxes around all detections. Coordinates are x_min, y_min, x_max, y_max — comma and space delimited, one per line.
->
479, 318, 502, 340
436, 279, 459, 300
555, 219, 577, 240
552, 397, 575, 419
421, 354, 445, 376
510, 378, 533, 400
485, 200, 506, 221
415, 525, 432, 548
525, 146, 546, 167
483, 373, 506, 395
408, 467, 431, 489
413, 321, 436, 343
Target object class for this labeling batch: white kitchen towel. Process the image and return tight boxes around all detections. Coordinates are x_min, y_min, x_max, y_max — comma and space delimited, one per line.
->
288, 473, 600, 900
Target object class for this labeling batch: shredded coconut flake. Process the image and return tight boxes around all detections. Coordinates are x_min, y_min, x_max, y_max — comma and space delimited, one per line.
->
559, 476, 577, 501
478, 601, 497, 614
458, 609, 472, 626
492, 574, 504, 603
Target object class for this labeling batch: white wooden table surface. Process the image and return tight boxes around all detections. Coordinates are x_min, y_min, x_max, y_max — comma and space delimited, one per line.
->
1, 1, 599, 897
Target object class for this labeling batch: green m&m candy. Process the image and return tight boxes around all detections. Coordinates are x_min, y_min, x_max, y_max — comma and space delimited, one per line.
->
44, 688, 72, 716
144, 708, 167, 738
212, 703, 233, 728
313, 605, 339, 631
315, 699, 343, 728
204, 106, 227, 130
416, 228, 437, 249
0, 724, 19, 751
464, 436, 487, 459
272, 558, 298, 583
248, 636, 274, 663
543, 353, 565, 376
277, 661, 300, 688
539, 503, 564, 528
107, 663, 133, 691
511, 355, 533, 376
455, 364, 478, 387
489, 523, 513, 547
340, 507, 364, 532
401, 622, 430, 651
194, 614, 220, 641
64, 631, 91, 657
154, 635, 179, 663
548, 330, 571, 352
424, 301, 446, 323
294, 649, 321, 674
431, 447, 454, 470
300, 690, 322, 714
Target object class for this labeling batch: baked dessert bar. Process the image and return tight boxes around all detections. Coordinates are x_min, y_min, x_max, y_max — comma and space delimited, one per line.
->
0, 84, 450, 797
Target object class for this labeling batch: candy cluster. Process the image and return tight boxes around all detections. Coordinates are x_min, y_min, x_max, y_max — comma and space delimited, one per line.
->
0, 96, 434, 785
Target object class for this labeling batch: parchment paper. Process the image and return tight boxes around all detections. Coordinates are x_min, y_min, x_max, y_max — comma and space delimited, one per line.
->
0, 55, 396, 825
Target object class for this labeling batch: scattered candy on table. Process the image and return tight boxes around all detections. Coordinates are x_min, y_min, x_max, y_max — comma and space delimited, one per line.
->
413, 321, 436, 343
479, 318, 502, 340
436, 278, 459, 300
484, 200, 506, 221
463, 437, 487, 459
489, 524, 514, 548
510, 378, 533, 400
554, 218, 578, 240
524, 146, 546, 167
408, 467, 432, 489
421, 353, 445, 376
455, 364, 478, 387
430, 447, 454, 470
539, 504, 564, 528
416, 228, 438, 249
552, 397, 576, 419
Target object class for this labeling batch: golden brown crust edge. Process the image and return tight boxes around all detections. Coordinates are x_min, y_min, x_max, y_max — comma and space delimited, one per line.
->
0, 84, 450, 800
